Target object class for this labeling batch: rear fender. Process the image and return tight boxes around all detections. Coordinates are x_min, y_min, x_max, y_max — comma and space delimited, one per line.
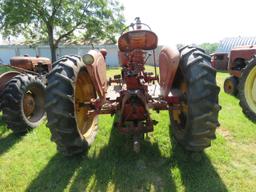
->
159, 46, 180, 97
0, 71, 21, 95
83, 50, 108, 99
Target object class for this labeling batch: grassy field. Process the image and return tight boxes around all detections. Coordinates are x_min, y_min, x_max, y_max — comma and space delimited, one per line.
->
0, 68, 255, 192
0, 65, 12, 74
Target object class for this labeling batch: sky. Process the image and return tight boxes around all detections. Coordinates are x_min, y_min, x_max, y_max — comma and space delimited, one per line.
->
1, 0, 256, 46
119, 0, 256, 45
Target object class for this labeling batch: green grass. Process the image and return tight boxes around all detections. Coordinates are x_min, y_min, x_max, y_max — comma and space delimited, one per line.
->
107, 65, 159, 77
0, 68, 255, 192
0, 65, 12, 74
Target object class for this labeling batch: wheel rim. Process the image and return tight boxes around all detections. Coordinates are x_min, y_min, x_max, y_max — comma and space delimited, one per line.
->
22, 84, 45, 123
224, 79, 234, 94
74, 67, 97, 138
170, 82, 188, 139
244, 65, 256, 113
23, 92, 35, 117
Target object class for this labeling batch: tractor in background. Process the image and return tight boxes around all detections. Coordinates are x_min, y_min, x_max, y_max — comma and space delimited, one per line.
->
45, 18, 220, 156
210, 52, 229, 70
0, 55, 51, 133
224, 45, 256, 121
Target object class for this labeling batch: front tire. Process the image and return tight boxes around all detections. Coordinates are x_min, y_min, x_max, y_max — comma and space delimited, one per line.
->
238, 57, 256, 122
224, 76, 238, 96
1, 74, 45, 133
45, 56, 98, 156
169, 46, 221, 151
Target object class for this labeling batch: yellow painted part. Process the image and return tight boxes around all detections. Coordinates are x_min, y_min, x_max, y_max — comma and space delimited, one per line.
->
74, 68, 97, 138
180, 82, 187, 93
182, 104, 188, 113
252, 78, 256, 102
172, 81, 188, 123
244, 65, 256, 113
173, 108, 181, 123
224, 79, 233, 92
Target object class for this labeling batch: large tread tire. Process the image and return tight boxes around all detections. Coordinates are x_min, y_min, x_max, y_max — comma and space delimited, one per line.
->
45, 56, 98, 156
0, 74, 45, 133
169, 46, 221, 151
238, 57, 256, 122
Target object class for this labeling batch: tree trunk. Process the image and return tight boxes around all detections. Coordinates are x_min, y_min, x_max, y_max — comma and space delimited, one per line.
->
50, 43, 57, 62
48, 27, 57, 62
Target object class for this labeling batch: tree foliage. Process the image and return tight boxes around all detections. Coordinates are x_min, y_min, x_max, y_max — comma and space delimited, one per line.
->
0, 0, 125, 61
198, 42, 219, 55
176, 43, 219, 55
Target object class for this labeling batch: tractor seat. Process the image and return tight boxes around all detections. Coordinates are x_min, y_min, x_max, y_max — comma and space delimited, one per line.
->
118, 30, 158, 52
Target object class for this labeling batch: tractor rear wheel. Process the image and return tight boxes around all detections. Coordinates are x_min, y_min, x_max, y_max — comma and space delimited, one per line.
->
169, 46, 221, 151
238, 57, 256, 121
45, 56, 98, 156
224, 76, 238, 96
1, 74, 45, 133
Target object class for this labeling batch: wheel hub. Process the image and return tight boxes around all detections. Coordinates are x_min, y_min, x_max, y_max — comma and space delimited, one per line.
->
226, 81, 233, 91
23, 93, 35, 117
224, 78, 235, 94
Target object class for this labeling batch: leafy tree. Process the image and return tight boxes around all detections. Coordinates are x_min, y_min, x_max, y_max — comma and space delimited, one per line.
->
198, 42, 219, 55
0, 0, 125, 61
176, 44, 185, 49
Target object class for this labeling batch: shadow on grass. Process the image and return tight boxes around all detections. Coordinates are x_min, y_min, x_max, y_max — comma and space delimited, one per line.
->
170, 138, 228, 192
0, 133, 22, 156
26, 154, 83, 192
25, 119, 228, 192
0, 115, 22, 155
0, 115, 7, 136
69, 128, 176, 192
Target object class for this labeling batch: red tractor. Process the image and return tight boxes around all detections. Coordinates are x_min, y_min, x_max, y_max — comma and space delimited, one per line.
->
0, 56, 51, 133
45, 18, 220, 156
210, 52, 229, 70
224, 45, 256, 121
